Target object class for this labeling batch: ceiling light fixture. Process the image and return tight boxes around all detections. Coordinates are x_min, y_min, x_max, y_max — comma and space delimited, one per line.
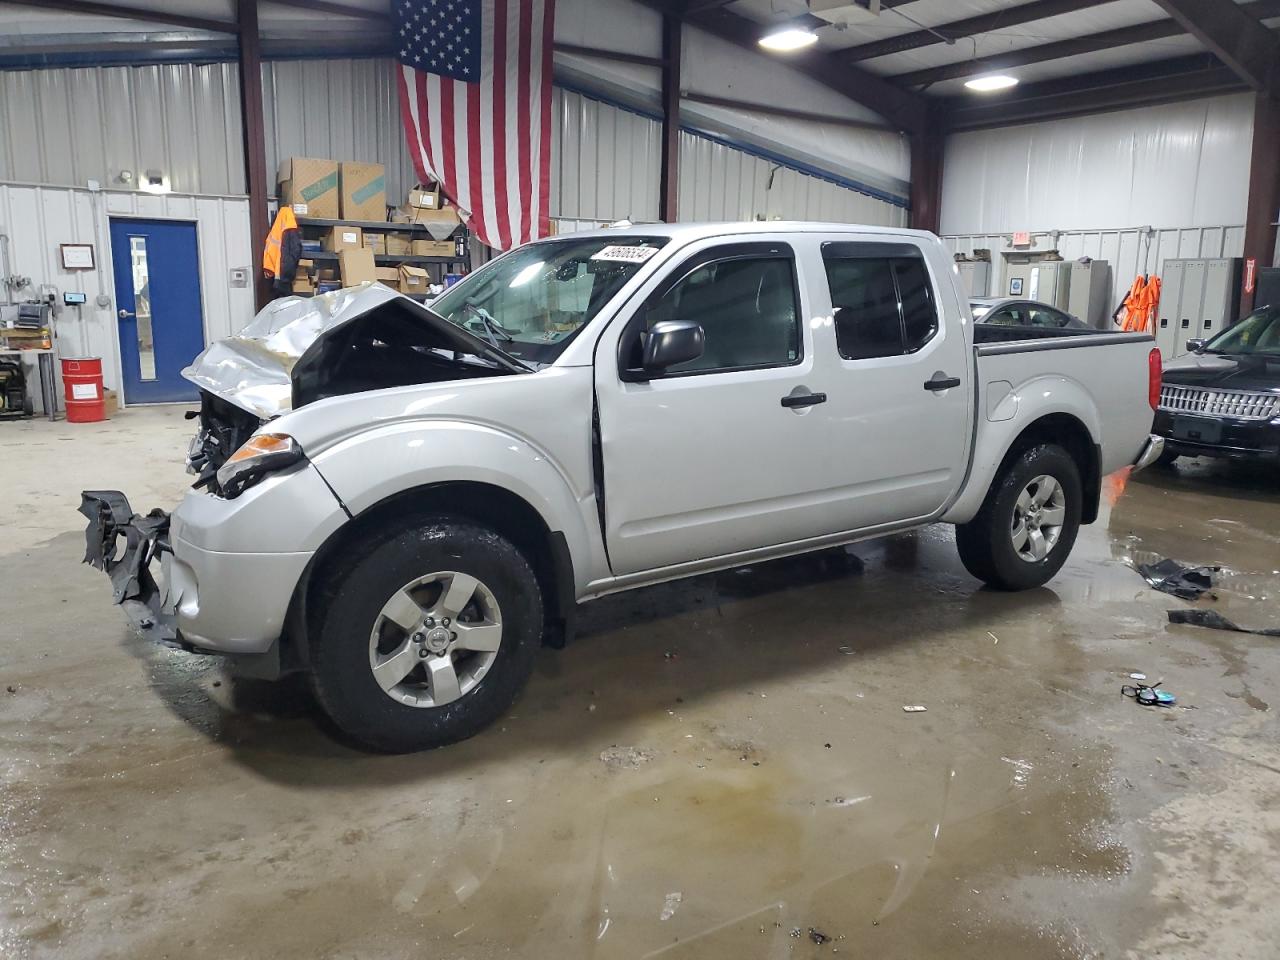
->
964, 74, 1018, 92
758, 24, 820, 52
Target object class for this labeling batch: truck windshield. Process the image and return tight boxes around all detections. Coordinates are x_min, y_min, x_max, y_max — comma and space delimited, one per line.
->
430, 235, 669, 366
1204, 305, 1280, 357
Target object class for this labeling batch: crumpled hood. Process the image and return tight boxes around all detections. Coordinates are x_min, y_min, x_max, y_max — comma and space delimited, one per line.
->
181, 284, 522, 420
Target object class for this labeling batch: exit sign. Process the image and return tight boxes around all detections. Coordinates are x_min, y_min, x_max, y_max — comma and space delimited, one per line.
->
1012, 231, 1031, 247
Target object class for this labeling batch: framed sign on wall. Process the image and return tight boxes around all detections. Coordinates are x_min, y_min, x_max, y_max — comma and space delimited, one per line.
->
60, 244, 95, 270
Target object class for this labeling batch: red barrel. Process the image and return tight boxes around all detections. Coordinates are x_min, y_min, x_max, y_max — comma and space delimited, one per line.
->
61, 357, 106, 423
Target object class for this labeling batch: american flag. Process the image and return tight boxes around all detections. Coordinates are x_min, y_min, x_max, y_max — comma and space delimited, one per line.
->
395, 0, 555, 251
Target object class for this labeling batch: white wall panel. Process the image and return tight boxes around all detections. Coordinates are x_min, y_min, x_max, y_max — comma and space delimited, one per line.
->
551, 88, 661, 223
0, 63, 243, 196
940, 94, 1254, 235
676, 131, 908, 227
262, 58, 416, 206
0, 183, 253, 412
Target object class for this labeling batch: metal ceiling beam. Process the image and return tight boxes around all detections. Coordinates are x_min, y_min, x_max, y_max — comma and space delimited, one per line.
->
639, 0, 927, 133
942, 54, 1245, 130
891, 0, 1280, 88
845, 0, 1111, 63
2, 0, 238, 33
659, 13, 681, 222
1150, 0, 1280, 95
265, 0, 388, 23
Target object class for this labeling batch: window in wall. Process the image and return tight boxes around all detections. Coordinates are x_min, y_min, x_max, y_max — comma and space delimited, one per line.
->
640, 256, 800, 374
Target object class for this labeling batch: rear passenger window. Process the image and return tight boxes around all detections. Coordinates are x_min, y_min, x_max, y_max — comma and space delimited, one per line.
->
894, 259, 938, 350
822, 246, 939, 359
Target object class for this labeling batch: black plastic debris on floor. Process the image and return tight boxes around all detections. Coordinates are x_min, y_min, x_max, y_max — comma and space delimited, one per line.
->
1167, 608, 1280, 637
1138, 558, 1220, 600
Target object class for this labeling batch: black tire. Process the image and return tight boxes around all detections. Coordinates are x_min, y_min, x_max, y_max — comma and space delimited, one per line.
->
1154, 447, 1180, 468
955, 443, 1083, 591
309, 516, 543, 752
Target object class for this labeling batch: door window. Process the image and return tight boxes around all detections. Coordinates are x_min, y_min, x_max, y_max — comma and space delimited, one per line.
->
823, 246, 939, 359
1026, 306, 1069, 327
983, 306, 1025, 325
635, 255, 800, 375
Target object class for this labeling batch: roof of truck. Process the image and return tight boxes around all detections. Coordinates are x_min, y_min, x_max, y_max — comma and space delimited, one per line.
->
542, 221, 935, 243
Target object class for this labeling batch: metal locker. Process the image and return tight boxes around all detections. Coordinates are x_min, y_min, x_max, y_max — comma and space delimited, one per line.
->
1066, 260, 1111, 328
955, 261, 990, 298
1197, 258, 1242, 340
1156, 259, 1184, 359
1176, 259, 1207, 357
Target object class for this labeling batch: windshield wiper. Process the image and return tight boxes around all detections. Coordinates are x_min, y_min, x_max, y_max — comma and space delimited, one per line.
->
462, 302, 514, 345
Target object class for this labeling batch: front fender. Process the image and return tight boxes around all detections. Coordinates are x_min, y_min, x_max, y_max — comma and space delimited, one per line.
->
307, 419, 606, 595
943, 374, 1103, 524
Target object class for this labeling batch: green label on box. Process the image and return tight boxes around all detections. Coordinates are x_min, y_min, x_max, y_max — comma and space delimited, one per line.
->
353, 175, 386, 205
301, 171, 339, 202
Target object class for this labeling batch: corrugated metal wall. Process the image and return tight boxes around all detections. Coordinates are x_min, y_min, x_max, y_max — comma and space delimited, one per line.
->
551, 87, 662, 223
0, 183, 253, 410
677, 131, 907, 227
941, 224, 1245, 315
0, 63, 244, 196
549, 88, 907, 228
262, 58, 418, 204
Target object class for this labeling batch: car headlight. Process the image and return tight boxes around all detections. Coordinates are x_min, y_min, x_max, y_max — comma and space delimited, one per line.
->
215, 433, 304, 498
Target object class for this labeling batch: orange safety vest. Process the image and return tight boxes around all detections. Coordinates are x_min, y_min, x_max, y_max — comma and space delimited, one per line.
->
263, 206, 298, 279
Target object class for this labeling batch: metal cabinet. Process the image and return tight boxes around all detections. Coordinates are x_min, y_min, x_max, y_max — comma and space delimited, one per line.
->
1157, 257, 1242, 359
1064, 260, 1111, 329
955, 261, 990, 298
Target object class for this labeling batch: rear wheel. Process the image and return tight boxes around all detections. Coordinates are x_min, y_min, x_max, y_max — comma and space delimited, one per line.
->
309, 517, 543, 752
955, 443, 1082, 591
1154, 447, 1180, 467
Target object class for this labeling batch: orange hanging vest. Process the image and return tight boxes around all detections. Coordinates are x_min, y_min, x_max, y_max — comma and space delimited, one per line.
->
263, 206, 298, 279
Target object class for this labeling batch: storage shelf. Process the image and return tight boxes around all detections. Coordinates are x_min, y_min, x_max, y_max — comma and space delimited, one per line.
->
302, 251, 465, 266
296, 217, 459, 235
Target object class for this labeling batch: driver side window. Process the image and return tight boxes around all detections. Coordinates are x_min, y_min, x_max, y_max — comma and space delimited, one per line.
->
638, 255, 801, 375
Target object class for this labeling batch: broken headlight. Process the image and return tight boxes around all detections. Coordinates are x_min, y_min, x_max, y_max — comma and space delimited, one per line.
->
215, 433, 304, 499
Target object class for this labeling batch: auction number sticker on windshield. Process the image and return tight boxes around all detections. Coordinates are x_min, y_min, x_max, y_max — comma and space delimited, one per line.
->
591, 245, 659, 264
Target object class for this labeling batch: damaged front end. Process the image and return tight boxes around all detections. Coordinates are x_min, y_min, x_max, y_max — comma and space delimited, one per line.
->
79, 491, 177, 643
80, 285, 530, 655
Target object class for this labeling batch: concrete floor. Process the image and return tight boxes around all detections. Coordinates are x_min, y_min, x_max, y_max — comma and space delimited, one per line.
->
3, 406, 1279, 959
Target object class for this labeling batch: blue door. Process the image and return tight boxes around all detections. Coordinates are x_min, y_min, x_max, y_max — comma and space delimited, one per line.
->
110, 218, 205, 403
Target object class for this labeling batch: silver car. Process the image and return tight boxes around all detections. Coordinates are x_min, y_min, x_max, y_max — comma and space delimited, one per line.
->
971, 297, 1086, 329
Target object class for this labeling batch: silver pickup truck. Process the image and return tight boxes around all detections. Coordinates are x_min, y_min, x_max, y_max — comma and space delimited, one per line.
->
82, 223, 1164, 751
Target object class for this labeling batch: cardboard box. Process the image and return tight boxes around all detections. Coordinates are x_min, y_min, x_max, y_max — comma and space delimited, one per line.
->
291, 273, 316, 295
389, 207, 411, 224
412, 239, 456, 257
407, 185, 441, 210
409, 205, 462, 229
339, 246, 377, 286
364, 233, 386, 255
322, 225, 363, 253
385, 234, 413, 256
375, 267, 401, 286
340, 161, 387, 221
397, 264, 431, 294
278, 157, 339, 219
103, 388, 118, 418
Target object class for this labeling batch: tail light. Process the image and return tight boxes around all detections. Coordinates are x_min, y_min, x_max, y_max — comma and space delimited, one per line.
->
1148, 348, 1162, 410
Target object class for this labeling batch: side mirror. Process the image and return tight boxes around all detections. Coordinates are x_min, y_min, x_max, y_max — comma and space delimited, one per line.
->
1186, 338, 1208, 353
642, 320, 704, 372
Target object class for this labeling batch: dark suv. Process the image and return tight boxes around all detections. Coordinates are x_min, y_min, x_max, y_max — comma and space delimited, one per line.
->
1155, 304, 1280, 464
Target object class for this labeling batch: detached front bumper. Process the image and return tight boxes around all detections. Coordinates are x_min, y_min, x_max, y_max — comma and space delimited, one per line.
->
80, 477, 340, 661
80, 490, 176, 641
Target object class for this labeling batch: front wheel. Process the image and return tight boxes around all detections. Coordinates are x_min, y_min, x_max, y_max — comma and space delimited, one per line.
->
955, 443, 1082, 591
309, 517, 543, 752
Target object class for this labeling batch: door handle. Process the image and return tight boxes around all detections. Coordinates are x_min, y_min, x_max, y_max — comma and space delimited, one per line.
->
780, 391, 827, 408
118, 309, 136, 319
924, 375, 961, 392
